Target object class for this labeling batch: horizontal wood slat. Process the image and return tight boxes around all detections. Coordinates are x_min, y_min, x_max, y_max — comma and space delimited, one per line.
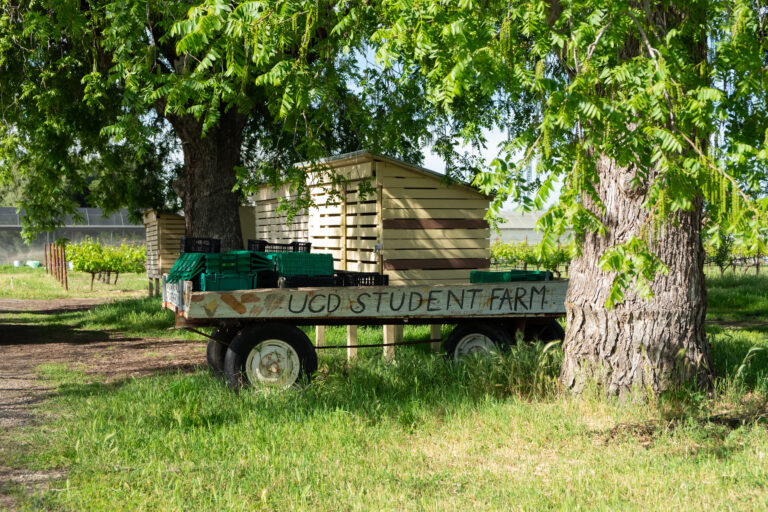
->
385, 269, 475, 280
383, 238, 489, 250
310, 239, 342, 249
377, 163, 421, 179
344, 261, 378, 272
388, 278, 470, 286
383, 258, 490, 270
383, 187, 479, 200
381, 248, 489, 259
380, 176, 467, 189
384, 228, 489, 240
383, 218, 488, 230
382, 208, 487, 220
383, 197, 489, 210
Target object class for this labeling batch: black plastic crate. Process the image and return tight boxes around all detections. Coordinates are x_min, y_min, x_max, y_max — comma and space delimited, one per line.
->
278, 275, 339, 288
180, 237, 221, 254
335, 271, 389, 287
247, 239, 311, 253
247, 239, 270, 252
290, 241, 312, 253
256, 270, 280, 288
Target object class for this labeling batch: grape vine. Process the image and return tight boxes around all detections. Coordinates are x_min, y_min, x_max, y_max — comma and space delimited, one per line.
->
68, 238, 146, 290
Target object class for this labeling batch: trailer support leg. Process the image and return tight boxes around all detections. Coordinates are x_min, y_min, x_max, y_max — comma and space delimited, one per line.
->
383, 325, 402, 362
430, 324, 442, 353
315, 325, 326, 347
347, 325, 358, 361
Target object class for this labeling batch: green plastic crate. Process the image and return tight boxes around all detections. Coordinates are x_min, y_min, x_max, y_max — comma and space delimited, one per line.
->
167, 252, 206, 283
205, 251, 252, 274
206, 251, 275, 274
250, 252, 275, 272
200, 273, 256, 291
470, 270, 553, 283
273, 252, 334, 277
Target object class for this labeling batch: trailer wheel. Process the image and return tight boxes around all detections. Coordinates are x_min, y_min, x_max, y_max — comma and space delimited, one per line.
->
224, 323, 317, 391
206, 325, 241, 378
524, 319, 565, 342
444, 322, 514, 362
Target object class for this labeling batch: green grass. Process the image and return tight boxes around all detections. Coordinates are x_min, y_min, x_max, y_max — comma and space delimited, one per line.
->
3, 273, 768, 510
8, 340, 768, 511
0, 265, 147, 300
1, 297, 204, 340
705, 273, 768, 323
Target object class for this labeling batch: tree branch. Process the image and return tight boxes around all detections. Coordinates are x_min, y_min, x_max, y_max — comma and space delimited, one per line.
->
626, 10, 676, 127
586, 21, 611, 63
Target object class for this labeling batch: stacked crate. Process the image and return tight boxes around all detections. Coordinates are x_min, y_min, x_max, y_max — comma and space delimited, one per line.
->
201, 251, 274, 291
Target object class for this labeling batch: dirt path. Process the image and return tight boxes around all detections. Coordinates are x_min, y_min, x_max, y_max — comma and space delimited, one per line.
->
0, 297, 124, 314
0, 297, 207, 511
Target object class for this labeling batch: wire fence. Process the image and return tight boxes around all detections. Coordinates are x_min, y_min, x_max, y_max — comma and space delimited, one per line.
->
704, 256, 767, 277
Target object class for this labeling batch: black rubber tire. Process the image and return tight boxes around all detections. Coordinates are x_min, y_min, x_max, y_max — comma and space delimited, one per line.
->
224, 323, 318, 391
206, 325, 241, 378
524, 319, 566, 342
444, 321, 514, 362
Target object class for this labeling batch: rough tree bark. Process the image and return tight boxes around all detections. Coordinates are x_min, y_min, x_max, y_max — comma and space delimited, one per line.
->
165, 108, 248, 252
560, 158, 713, 397
559, 5, 713, 397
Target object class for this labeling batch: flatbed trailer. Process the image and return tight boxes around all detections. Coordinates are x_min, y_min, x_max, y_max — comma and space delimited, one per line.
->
162, 278, 569, 390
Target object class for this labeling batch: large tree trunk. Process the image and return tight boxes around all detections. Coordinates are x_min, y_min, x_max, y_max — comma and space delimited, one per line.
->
556, 2, 713, 398
560, 157, 714, 397
167, 109, 247, 251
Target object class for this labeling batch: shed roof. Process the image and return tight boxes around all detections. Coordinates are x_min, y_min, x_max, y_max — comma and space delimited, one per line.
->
295, 150, 491, 199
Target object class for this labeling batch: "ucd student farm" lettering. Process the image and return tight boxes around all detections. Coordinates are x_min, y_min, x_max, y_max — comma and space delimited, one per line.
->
283, 285, 549, 316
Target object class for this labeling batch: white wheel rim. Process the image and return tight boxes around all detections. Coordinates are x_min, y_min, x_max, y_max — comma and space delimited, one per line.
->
454, 333, 498, 362
245, 339, 301, 388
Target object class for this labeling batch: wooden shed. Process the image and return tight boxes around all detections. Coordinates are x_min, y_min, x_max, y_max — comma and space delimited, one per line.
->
252, 151, 492, 286
143, 211, 186, 296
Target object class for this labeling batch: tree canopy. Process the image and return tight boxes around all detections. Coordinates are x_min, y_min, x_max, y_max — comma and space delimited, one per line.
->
0, 0, 433, 242
364, 0, 766, 394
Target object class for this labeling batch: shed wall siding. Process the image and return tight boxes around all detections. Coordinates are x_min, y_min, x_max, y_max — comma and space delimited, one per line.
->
375, 161, 489, 285
253, 155, 491, 285
143, 212, 185, 279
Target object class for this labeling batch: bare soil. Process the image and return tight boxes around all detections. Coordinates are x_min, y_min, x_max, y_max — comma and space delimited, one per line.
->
0, 297, 123, 314
0, 296, 207, 511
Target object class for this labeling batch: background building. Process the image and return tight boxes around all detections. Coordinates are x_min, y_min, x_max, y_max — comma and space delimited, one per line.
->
0, 207, 144, 264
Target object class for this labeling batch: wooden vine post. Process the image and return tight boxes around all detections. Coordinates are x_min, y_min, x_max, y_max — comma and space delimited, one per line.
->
47, 242, 68, 290
61, 244, 68, 291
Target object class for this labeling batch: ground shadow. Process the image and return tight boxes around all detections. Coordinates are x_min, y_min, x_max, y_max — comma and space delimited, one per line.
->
0, 305, 106, 315
0, 322, 147, 346
0, 298, 116, 315
0, 324, 119, 346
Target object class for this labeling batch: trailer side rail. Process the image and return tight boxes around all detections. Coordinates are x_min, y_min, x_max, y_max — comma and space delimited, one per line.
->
163, 278, 568, 326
